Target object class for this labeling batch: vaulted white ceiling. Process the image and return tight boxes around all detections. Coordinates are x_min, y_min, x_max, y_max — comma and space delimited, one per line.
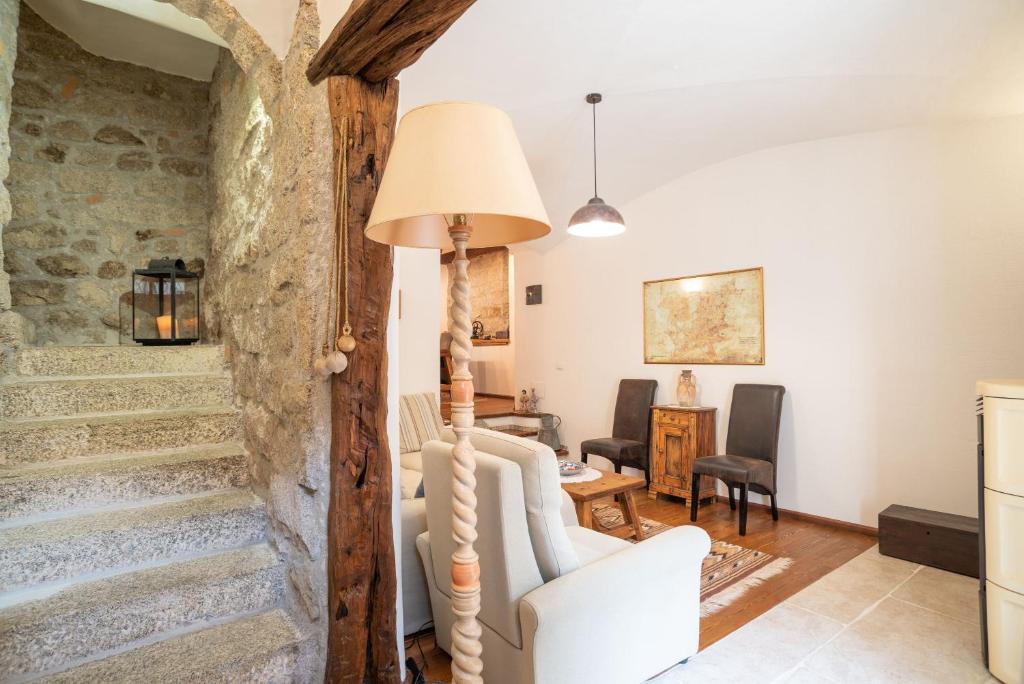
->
399, 0, 1024, 250
26, 0, 226, 80
28, 0, 1024, 251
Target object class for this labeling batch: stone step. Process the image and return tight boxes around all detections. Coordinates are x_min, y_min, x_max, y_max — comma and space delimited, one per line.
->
0, 489, 266, 591
37, 609, 302, 684
11, 345, 225, 378
0, 544, 284, 679
0, 443, 248, 523
0, 373, 233, 419
0, 406, 242, 466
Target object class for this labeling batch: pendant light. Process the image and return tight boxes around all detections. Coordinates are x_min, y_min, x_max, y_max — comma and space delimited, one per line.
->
568, 93, 626, 237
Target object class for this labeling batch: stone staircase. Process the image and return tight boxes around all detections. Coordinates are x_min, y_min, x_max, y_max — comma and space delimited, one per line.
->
0, 345, 303, 682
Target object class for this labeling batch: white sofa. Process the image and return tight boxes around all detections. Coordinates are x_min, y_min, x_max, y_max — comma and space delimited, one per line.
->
399, 427, 580, 635
399, 454, 431, 634
416, 429, 711, 684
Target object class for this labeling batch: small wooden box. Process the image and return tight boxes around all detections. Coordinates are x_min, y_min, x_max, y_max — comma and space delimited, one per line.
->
878, 504, 979, 578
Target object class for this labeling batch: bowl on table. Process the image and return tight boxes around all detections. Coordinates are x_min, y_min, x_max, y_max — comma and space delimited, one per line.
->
558, 460, 587, 477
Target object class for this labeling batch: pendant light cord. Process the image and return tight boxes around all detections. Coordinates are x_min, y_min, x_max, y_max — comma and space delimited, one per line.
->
592, 99, 598, 198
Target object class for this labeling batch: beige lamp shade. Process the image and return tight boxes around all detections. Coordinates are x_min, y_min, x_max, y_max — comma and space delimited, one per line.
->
366, 101, 551, 249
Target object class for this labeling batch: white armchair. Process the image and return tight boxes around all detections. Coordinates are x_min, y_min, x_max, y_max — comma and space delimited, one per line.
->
416, 429, 710, 684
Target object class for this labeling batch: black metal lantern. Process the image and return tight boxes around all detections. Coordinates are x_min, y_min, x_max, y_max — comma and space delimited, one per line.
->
132, 258, 200, 345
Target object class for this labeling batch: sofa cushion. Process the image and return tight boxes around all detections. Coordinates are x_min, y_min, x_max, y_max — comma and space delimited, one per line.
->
399, 393, 443, 454
449, 427, 580, 582
399, 467, 424, 500
400, 450, 424, 473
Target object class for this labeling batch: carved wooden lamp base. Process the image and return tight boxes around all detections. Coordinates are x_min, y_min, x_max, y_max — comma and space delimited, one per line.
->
446, 218, 483, 682
363, 102, 552, 684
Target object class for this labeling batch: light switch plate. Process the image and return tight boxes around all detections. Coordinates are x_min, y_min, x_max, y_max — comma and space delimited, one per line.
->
525, 284, 542, 305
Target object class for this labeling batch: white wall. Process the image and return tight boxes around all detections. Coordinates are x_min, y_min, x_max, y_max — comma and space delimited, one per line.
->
515, 117, 1024, 527
398, 247, 441, 397
387, 256, 403, 659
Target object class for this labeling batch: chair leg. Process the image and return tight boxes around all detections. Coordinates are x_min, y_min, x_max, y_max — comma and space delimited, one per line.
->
613, 462, 622, 474
739, 484, 749, 536
727, 484, 736, 511
689, 472, 700, 522
581, 452, 588, 464
770, 492, 779, 521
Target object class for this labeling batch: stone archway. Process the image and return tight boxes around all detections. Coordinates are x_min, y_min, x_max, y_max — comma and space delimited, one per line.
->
164, 0, 282, 108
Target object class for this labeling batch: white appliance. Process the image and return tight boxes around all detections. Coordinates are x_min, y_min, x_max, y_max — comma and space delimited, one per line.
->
979, 379, 1024, 684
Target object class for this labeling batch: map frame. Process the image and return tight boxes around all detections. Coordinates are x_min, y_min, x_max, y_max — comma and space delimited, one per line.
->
642, 266, 765, 365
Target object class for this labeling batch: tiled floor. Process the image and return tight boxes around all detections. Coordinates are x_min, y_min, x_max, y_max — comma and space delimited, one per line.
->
656, 546, 994, 683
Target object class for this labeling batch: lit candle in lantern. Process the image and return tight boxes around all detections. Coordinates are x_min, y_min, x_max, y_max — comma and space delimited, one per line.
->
156, 315, 172, 339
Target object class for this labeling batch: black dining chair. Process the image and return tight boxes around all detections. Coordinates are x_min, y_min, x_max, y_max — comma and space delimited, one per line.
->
689, 384, 786, 535
581, 379, 658, 481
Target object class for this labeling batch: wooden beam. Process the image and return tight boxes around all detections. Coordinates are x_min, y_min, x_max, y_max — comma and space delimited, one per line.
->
307, 0, 477, 84
325, 75, 400, 683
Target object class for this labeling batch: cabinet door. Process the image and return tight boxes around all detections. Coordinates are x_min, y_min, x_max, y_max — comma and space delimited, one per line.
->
657, 422, 694, 491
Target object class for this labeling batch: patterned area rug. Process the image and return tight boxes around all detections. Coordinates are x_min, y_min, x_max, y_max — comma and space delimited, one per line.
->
591, 503, 793, 617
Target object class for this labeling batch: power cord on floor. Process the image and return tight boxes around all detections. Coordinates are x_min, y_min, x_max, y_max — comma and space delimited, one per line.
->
404, 620, 446, 684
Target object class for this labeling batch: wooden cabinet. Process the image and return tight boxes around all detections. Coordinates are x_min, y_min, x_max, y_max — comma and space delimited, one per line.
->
648, 406, 717, 503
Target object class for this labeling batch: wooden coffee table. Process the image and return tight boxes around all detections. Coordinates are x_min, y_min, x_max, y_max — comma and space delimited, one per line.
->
560, 470, 648, 541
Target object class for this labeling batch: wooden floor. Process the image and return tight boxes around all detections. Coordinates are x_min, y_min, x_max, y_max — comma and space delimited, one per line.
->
404, 496, 876, 683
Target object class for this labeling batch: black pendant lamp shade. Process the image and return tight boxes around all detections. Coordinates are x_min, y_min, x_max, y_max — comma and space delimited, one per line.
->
568, 93, 626, 237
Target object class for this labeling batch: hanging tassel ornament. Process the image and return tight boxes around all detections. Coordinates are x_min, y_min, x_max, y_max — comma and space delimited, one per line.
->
317, 116, 353, 377
325, 351, 348, 373
335, 116, 357, 357
337, 325, 356, 353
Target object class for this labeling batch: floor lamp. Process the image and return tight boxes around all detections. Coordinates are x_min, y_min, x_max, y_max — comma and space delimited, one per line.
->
365, 102, 551, 683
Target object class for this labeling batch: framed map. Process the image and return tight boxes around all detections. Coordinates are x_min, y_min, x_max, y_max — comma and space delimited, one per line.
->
643, 267, 765, 365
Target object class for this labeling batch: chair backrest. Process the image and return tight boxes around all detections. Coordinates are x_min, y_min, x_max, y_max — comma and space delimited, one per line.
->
725, 384, 786, 475
439, 426, 580, 582
611, 379, 659, 443
420, 440, 546, 648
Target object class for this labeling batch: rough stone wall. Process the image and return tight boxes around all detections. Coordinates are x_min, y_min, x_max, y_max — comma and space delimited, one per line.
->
0, 0, 16, 314
0, 0, 34, 365
203, 3, 333, 678
3, 5, 211, 345
446, 247, 510, 338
